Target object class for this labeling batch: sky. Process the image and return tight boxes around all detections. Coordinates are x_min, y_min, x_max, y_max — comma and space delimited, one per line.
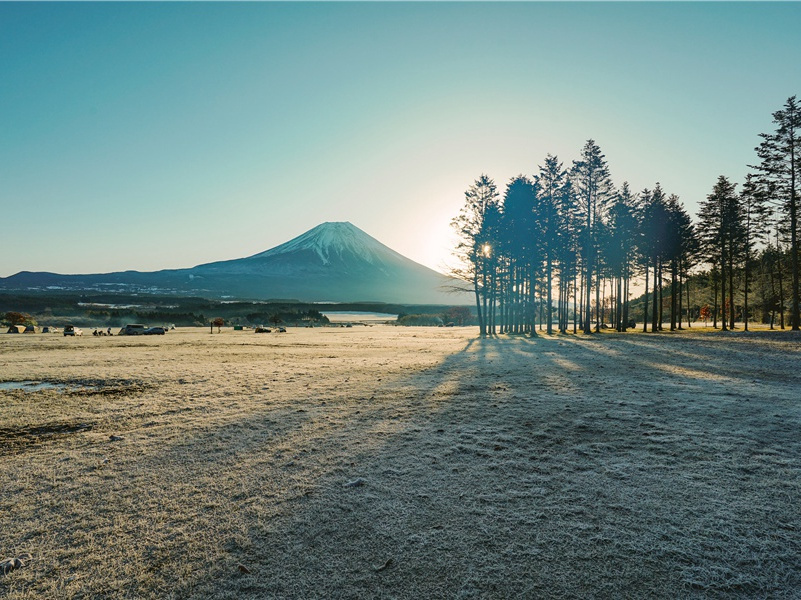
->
2, 2, 800, 278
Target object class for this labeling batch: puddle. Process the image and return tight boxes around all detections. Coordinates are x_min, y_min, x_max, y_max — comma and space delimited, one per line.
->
0, 381, 64, 392
0, 380, 106, 393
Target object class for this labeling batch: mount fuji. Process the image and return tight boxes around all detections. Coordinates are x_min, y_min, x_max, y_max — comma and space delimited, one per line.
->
1, 222, 464, 305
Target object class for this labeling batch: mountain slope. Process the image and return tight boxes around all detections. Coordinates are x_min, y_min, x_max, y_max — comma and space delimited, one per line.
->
0, 222, 464, 305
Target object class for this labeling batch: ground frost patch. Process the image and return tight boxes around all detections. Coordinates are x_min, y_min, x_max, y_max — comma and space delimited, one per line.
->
1, 327, 800, 598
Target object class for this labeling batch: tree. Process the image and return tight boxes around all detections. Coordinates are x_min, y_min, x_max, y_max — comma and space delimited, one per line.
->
212, 317, 224, 333
605, 183, 639, 331
3, 311, 36, 326
664, 194, 695, 331
536, 154, 566, 334
571, 140, 614, 333
753, 96, 801, 330
443, 306, 471, 326
501, 175, 540, 334
758, 241, 789, 328
697, 176, 743, 331
635, 188, 653, 331
451, 175, 501, 336
739, 174, 772, 330
555, 179, 580, 333
642, 185, 670, 331
700, 304, 711, 326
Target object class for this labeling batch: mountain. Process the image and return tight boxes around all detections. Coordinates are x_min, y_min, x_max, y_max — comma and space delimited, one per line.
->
0, 222, 465, 305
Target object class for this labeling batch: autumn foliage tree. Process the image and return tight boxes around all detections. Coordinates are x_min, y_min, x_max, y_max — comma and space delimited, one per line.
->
3, 311, 35, 326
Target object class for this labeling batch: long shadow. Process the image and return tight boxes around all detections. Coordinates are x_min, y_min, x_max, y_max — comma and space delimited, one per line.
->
183, 332, 800, 597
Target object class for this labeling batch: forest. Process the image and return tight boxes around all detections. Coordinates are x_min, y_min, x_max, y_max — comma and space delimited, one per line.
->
0, 294, 332, 328
0, 293, 469, 329
452, 96, 801, 336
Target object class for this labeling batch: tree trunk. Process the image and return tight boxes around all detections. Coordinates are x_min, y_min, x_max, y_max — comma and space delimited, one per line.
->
546, 257, 553, 334
677, 261, 683, 330
790, 130, 799, 330
728, 251, 736, 329
643, 264, 649, 333
585, 246, 592, 335
621, 274, 627, 331
652, 259, 659, 332
482, 264, 489, 335
721, 242, 728, 331
474, 268, 485, 336
744, 253, 750, 331
670, 262, 678, 331
595, 270, 602, 333
779, 257, 786, 329
713, 270, 719, 329
685, 263, 692, 328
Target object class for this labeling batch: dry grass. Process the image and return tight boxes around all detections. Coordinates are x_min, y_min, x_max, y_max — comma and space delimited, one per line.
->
1, 326, 800, 599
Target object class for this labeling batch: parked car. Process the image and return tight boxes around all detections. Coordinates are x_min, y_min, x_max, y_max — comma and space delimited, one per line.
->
63, 325, 83, 337
143, 326, 166, 335
119, 324, 147, 335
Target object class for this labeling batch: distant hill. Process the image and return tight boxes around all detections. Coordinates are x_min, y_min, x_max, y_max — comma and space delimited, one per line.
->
0, 222, 467, 305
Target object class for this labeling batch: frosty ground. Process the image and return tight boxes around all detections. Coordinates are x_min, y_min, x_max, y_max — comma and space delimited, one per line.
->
1, 326, 799, 598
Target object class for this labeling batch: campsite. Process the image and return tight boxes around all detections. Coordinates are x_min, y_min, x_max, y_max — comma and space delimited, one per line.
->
1, 325, 799, 598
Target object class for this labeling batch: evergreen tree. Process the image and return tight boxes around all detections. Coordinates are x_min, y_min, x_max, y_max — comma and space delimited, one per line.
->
571, 140, 614, 333
605, 183, 638, 331
635, 188, 653, 331
643, 184, 670, 331
556, 179, 580, 333
664, 194, 694, 331
451, 175, 500, 336
536, 155, 566, 334
740, 174, 772, 330
500, 176, 540, 333
753, 96, 801, 330
697, 176, 743, 331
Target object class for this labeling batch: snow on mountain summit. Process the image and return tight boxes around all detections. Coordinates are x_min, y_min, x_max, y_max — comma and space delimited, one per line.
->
251, 221, 407, 266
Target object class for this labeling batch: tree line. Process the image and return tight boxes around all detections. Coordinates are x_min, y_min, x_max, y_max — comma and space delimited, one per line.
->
452, 96, 801, 336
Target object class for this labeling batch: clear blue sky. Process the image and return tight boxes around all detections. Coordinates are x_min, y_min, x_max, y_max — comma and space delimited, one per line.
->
2, 2, 799, 278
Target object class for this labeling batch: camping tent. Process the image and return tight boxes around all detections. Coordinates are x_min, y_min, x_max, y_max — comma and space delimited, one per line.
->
6, 325, 25, 334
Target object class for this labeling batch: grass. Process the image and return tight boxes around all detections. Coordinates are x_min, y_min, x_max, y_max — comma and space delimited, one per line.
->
1, 326, 800, 598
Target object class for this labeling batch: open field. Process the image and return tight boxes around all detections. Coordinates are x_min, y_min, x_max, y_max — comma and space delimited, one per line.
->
1, 326, 800, 598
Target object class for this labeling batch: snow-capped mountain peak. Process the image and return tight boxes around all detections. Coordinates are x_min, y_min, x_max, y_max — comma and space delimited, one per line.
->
250, 221, 405, 266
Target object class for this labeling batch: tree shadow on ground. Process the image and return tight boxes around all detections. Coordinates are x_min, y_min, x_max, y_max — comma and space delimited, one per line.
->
179, 333, 801, 599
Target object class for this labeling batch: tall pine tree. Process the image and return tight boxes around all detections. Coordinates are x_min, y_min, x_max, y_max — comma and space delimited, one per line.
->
452, 175, 500, 336
571, 140, 614, 333
753, 96, 801, 330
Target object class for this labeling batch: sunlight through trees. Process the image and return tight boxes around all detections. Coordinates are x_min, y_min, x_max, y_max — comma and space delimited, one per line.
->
452, 96, 800, 335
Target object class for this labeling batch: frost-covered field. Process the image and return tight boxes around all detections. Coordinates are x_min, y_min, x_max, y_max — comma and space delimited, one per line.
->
1, 327, 800, 598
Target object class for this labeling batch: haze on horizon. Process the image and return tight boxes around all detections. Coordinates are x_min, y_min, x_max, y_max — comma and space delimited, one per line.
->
2, 2, 800, 279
